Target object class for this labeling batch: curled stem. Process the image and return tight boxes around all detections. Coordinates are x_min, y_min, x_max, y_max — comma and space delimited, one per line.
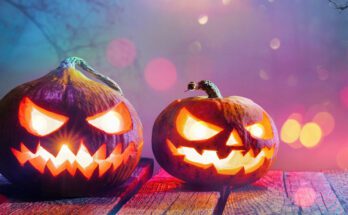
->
59, 57, 123, 95
186, 80, 222, 98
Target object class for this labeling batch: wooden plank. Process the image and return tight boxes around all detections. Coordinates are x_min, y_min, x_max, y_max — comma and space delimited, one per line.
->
325, 170, 348, 212
0, 158, 153, 215
223, 171, 299, 214
118, 169, 220, 215
284, 172, 345, 214
223, 171, 345, 214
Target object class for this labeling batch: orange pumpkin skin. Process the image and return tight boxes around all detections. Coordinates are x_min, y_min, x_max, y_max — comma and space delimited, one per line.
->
152, 81, 279, 187
0, 57, 143, 196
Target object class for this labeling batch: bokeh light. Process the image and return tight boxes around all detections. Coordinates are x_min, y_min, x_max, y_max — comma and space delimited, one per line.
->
340, 86, 348, 108
106, 38, 136, 69
299, 123, 322, 148
189, 41, 202, 54
222, 0, 232, 5
288, 113, 303, 122
198, 15, 209, 25
294, 187, 317, 207
281, 119, 302, 144
312, 112, 335, 136
288, 141, 304, 149
270, 37, 281, 50
144, 58, 177, 91
336, 146, 348, 169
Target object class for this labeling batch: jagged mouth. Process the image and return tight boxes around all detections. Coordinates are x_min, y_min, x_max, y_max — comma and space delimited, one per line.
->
11, 141, 142, 179
167, 139, 274, 175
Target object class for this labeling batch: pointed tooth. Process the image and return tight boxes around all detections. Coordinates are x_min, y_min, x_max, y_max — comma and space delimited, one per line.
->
109, 154, 123, 171
194, 147, 204, 156
216, 166, 243, 175
11, 148, 31, 166
264, 147, 275, 159
46, 159, 67, 177
77, 161, 98, 180
242, 149, 255, 164
244, 157, 266, 174
98, 161, 112, 177
166, 139, 179, 155
76, 145, 93, 168
66, 161, 77, 176
28, 156, 47, 174
123, 142, 136, 163
93, 144, 106, 160
252, 148, 262, 157
20, 143, 31, 153
111, 143, 122, 155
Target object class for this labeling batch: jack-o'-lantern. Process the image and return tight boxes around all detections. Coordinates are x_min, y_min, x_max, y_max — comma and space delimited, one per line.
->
152, 80, 279, 187
0, 57, 143, 196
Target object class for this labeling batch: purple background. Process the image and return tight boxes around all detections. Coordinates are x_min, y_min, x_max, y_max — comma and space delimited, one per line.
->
1, 0, 348, 171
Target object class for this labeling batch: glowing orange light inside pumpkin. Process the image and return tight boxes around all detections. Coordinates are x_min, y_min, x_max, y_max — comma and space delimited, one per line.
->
245, 113, 274, 140
246, 123, 264, 138
167, 139, 274, 175
11, 142, 139, 179
18, 97, 68, 136
226, 129, 243, 146
86, 102, 132, 134
176, 108, 223, 141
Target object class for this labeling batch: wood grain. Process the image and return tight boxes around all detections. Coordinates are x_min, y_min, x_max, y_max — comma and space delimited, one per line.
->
223, 171, 299, 214
1, 168, 347, 214
324, 170, 348, 213
224, 171, 346, 214
284, 172, 344, 214
118, 169, 220, 215
0, 158, 153, 215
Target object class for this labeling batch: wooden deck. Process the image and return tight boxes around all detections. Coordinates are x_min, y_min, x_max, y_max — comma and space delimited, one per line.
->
0, 158, 347, 214
0, 158, 153, 215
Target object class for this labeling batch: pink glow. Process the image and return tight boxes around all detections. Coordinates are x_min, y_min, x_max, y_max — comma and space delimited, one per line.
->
336, 146, 348, 169
312, 112, 335, 136
106, 38, 136, 69
144, 58, 177, 91
270, 37, 281, 50
340, 86, 348, 108
288, 113, 303, 123
294, 187, 317, 207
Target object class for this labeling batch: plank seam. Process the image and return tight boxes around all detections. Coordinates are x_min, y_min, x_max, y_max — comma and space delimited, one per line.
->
213, 186, 231, 215
324, 173, 348, 213
283, 171, 304, 214
163, 193, 180, 213
108, 161, 154, 215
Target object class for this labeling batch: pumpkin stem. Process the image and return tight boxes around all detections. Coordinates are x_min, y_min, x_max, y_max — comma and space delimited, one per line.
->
186, 80, 222, 98
59, 57, 124, 95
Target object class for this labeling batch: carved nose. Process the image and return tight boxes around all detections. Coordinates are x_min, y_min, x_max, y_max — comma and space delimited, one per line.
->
226, 129, 243, 146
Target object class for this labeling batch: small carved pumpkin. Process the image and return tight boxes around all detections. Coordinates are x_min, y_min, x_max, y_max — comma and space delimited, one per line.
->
0, 57, 143, 196
152, 80, 279, 187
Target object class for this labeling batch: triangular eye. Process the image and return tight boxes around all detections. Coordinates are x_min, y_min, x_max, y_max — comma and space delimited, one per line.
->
245, 112, 274, 140
176, 108, 223, 141
86, 102, 132, 134
18, 97, 68, 136
226, 129, 243, 146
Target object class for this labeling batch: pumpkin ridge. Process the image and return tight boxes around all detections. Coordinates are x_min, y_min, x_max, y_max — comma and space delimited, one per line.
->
152, 80, 279, 187
0, 57, 143, 196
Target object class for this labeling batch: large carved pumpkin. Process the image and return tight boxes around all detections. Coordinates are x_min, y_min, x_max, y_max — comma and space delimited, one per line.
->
0, 57, 143, 196
152, 80, 279, 187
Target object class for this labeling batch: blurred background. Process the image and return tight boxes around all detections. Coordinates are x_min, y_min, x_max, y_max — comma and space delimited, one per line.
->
0, 0, 348, 171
